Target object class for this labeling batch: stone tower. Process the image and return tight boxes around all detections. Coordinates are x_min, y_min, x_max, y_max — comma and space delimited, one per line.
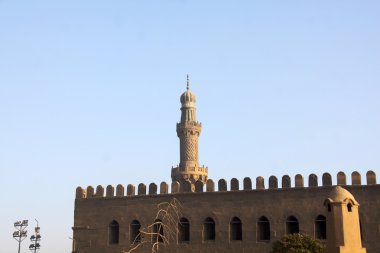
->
324, 186, 366, 253
171, 76, 208, 188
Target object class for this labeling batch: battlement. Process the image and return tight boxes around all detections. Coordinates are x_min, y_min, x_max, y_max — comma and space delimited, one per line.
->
75, 170, 377, 199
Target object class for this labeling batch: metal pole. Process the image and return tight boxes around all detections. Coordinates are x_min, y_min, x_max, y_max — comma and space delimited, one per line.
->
18, 235, 21, 253
34, 220, 38, 253
14, 220, 28, 253
29, 219, 41, 253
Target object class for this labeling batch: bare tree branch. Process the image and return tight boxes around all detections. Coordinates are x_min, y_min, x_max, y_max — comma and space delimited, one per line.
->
124, 198, 182, 253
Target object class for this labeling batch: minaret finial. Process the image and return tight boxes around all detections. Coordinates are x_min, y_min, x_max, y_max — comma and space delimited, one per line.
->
186, 74, 189, 90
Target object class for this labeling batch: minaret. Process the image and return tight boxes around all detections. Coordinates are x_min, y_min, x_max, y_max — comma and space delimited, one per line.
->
324, 186, 366, 253
171, 76, 208, 188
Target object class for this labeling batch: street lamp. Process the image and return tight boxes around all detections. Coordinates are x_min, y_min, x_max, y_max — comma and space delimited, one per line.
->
29, 219, 41, 253
13, 220, 28, 253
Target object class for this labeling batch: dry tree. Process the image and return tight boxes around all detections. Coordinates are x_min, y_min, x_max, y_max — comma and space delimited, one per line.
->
124, 198, 183, 253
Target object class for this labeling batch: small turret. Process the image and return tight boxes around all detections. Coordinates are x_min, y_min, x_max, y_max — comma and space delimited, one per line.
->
324, 186, 366, 253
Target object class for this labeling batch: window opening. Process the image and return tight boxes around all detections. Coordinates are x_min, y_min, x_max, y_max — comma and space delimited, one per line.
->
203, 217, 215, 241
130, 220, 141, 244
230, 217, 242, 241
109, 220, 119, 245
257, 216, 270, 241
286, 216, 299, 234
152, 219, 164, 243
315, 215, 326, 240
178, 218, 190, 243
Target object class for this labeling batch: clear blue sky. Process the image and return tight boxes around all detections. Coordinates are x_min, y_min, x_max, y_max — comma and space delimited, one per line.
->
1, 1, 379, 252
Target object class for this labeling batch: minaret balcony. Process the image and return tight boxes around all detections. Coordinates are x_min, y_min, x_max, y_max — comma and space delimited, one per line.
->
176, 122, 202, 136
171, 165, 208, 175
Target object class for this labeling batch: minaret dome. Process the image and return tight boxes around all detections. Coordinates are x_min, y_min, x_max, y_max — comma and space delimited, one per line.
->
180, 75, 196, 107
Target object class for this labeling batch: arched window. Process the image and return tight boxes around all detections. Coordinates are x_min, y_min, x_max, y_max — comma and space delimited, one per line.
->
257, 216, 270, 241
286, 216, 299, 234
348, 203, 352, 212
315, 215, 326, 240
178, 218, 190, 243
130, 220, 141, 244
152, 219, 164, 243
109, 220, 119, 244
203, 217, 215, 241
230, 217, 242, 241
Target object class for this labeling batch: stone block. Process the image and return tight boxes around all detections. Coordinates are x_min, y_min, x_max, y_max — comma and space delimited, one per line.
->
243, 177, 252, 190
218, 179, 227, 191
160, 182, 169, 194
366, 170, 376, 185
138, 183, 146, 195
127, 184, 135, 196
337, 171, 346, 185
256, 176, 265, 189
96, 185, 104, 197
231, 178, 239, 191
308, 174, 318, 187
269, 176, 278, 189
322, 173, 332, 186
106, 185, 114, 197
116, 184, 124, 197
282, 175, 291, 188
352, 171, 361, 185
171, 181, 180, 193
206, 179, 215, 192
295, 174, 304, 187
149, 183, 157, 195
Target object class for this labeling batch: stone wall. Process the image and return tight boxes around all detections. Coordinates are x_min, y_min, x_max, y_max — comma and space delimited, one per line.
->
73, 171, 379, 253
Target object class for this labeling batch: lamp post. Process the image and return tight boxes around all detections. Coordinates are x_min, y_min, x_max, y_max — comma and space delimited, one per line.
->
29, 219, 41, 253
13, 220, 28, 253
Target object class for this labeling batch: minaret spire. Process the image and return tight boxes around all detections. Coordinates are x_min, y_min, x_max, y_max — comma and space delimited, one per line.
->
186, 74, 190, 90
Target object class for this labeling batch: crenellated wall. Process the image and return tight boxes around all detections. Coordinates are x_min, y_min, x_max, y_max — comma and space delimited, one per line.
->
76, 170, 377, 199
73, 170, 380, 253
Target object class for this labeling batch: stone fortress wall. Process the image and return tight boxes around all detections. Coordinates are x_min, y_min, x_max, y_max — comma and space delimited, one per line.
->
73, 170, 379, 253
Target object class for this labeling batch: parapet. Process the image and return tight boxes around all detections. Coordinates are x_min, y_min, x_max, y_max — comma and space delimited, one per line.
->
75, 170, 377, 199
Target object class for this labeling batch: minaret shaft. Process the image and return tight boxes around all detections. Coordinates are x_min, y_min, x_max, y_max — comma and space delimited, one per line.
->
178, 121, 200, 168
